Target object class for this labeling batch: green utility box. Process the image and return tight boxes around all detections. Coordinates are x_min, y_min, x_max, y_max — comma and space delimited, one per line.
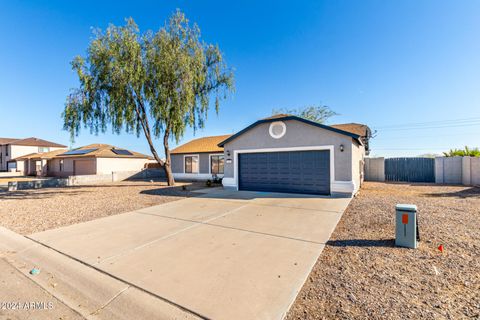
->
395, 204, 419, 249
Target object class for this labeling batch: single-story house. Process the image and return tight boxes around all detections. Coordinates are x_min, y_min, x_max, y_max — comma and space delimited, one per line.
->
170, 134, 231, 181
16, 144, 153, 177
0, 137, 66, 172
171, 114, 371, 196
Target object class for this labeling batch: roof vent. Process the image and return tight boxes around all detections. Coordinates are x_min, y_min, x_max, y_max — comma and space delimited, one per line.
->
269, 121, 286, 139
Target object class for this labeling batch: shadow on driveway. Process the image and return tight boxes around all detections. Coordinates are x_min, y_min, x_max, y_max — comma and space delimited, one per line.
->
326, 238, 395, 248
186, 189, 351, 201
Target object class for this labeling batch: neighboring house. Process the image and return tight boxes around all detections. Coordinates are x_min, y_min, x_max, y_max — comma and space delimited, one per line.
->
0, 137, 66, 172
15, 144, 153, 177
170, 135, 231, 181
171, 114, 371, 196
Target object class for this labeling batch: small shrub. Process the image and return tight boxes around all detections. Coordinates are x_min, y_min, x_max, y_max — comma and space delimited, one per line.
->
206, 179, 212, 187
443, 146, 480, 157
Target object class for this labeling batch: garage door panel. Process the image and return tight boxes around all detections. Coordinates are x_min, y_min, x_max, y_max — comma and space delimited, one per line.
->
239, 150, 330, 195
74, 159, 96, 175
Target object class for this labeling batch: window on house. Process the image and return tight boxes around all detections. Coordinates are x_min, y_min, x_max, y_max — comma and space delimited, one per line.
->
6, 146, 8, 156
59, 160, 64, 172
184, 155, 199, 173
38, 147, 50, 153
210, 155, 224, 174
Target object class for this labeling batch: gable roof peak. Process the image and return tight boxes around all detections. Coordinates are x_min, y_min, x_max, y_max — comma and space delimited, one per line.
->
218, 115, 363, 147
7, 137, 67, 148
262, 114, 292, 120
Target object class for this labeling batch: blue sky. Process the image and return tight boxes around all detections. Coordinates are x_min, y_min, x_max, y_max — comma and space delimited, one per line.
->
1, 1, 479, 157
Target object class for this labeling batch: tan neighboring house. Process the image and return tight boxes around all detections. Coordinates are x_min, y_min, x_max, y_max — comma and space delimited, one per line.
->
16, 144, 153, 177
0, 137, 66, 173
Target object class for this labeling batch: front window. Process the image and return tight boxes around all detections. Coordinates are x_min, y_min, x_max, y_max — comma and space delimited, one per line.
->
210, 155, 224, 174
59, 159, 64, 172
184, 155, 199, 173
38, 147, 50, 153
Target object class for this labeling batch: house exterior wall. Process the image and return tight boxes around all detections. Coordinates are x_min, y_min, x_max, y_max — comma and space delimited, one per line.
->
171, 154, 184, 173
48, 158, 77, 177
351, 142, 365, 190
16, 160, 26, 174
171, 152, 224, 180
10, 145, 40, 160
0, 145, 63, 172
95, 157, 149, 175
10, 146, 63, 160
49, 157, 149, 177
222, 120, 360, 194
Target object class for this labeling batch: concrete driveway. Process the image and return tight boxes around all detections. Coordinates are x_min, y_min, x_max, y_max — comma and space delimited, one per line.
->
30, 188, 351, 320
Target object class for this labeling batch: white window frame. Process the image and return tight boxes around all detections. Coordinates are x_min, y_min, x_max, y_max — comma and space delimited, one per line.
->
209, 153, 225, 175
183, 154, 200, 174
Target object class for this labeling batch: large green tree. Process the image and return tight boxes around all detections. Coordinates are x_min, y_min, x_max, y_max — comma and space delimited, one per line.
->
63, 10, 234, 185
272, 105, 337, 124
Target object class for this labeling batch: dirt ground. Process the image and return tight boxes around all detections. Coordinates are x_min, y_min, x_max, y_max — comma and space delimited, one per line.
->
0, 180, 205, 235
287, 182, 480, 320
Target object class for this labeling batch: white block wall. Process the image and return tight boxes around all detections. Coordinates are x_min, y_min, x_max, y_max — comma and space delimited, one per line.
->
435, 156, 480, 186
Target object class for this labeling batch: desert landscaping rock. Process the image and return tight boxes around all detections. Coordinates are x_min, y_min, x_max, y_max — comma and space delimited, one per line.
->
0, 181, 204, 235
287, 182, 480, 320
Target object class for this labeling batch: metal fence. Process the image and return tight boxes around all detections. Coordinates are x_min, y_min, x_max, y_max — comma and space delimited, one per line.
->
384, 158, 435, 182
366, 156, 479, 185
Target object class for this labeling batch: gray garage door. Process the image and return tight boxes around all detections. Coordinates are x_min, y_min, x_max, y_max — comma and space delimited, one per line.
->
238, 150, 330, 195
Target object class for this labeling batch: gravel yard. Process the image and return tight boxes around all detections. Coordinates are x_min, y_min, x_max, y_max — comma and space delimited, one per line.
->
287, 182, 480, 320
0, 180, 204, 235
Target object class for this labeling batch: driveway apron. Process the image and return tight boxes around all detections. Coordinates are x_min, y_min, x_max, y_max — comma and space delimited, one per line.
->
31, 190, 351, 320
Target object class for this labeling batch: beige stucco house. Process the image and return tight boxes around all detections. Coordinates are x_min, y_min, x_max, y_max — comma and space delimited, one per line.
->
16, 144, 153, 177
0, 137, 66, 173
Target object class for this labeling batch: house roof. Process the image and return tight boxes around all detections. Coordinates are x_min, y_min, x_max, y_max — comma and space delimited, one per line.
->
15, 149, 68, 160
261, 114, 291, 120
218, 115, 363, 147
15, 144, 152, 160
0, 137, 67, 148
330, 123, 370, 137
0, 137, 20, 145
171, 135, 232, 154
56, 144, 153, 159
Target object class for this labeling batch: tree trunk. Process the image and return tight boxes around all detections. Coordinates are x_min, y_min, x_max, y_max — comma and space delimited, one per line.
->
163, 129, 175, 186
133, 101, 172, 184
